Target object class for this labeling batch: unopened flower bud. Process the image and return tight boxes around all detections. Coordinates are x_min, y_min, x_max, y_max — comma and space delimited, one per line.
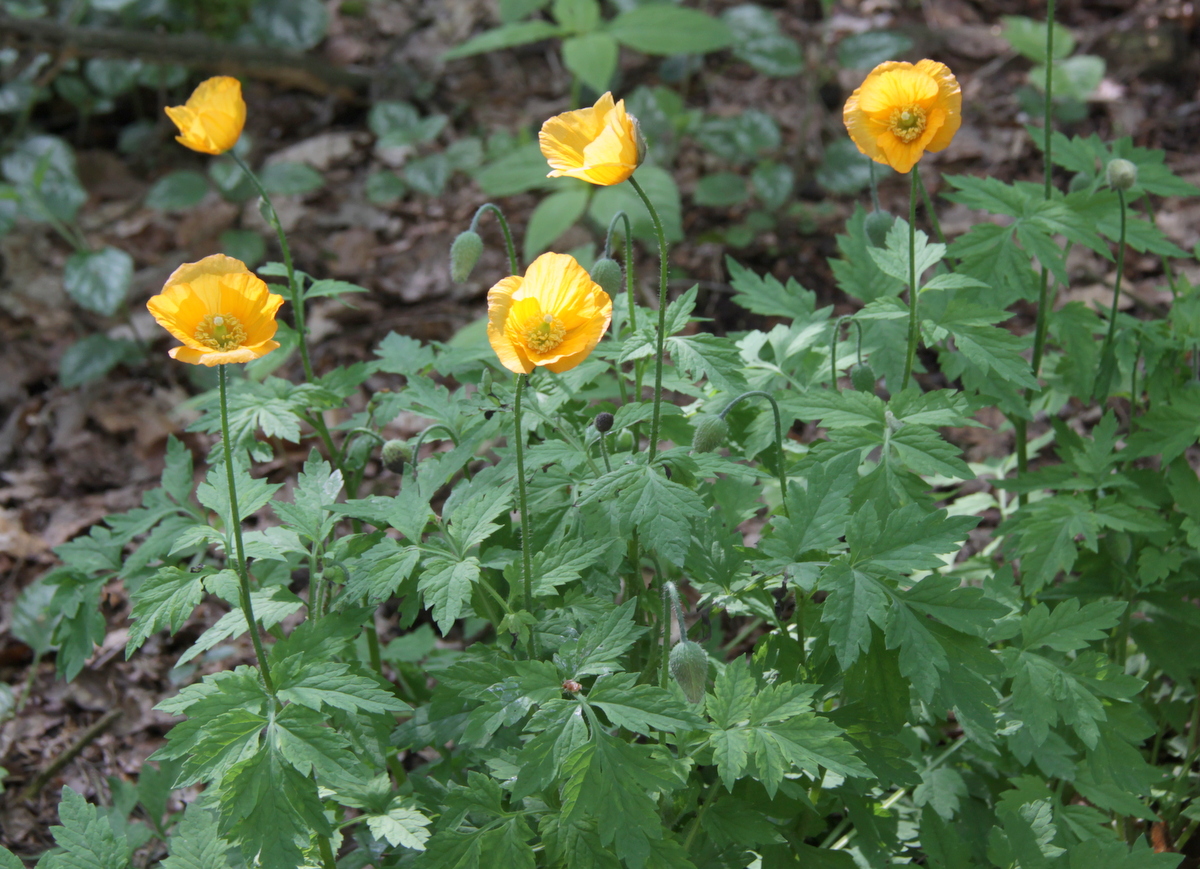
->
669, 640, 708, 703
1106, 159, 1137, 192
380, 439, 412, 474
864, 210, 895, 248
849, 362, 876, 393
691, 414, 728, 453
449, 230, 484, 283
630, 114, 647, 167
479, 368, 492, 395
594, 411, 614, 433
1068, 172, 1092, 193
614, 430, 634, 452
590, 257, 623, 298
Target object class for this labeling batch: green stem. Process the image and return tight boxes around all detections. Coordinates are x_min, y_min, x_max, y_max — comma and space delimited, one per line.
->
513, 375, 534, 618
829, 316, 848, 392
218, 365, 276, 699
316, 831, 337, 869
720, 391, 789, 513
231, 152, 315, 384
408, 423, 461, 482
469, 203, 519, 276
656, 559, 670, 690
682, 780, 718, 854
604, 210, 638, 334
628, 176, 670, 461
1095, 188, 1128, 401
901, 170, 920, 390
598, 429, 612, 473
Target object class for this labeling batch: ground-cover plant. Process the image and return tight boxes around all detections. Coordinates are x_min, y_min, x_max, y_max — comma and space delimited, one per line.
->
8, 6, 1200, 868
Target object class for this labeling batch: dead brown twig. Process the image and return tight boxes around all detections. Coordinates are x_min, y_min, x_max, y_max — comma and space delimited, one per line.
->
0, 13, 370, 98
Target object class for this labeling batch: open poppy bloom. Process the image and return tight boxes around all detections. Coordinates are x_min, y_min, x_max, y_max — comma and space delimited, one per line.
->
843, 60, 961, 174
487, 252, 613, 374
147, 255, 284, 366
539, 92, 645, 186
165, 76, 246, 155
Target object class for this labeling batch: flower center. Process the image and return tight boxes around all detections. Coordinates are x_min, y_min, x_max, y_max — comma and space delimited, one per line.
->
523, 313, 566, 354
194, 313, 247, 350
887, 105, 928, 143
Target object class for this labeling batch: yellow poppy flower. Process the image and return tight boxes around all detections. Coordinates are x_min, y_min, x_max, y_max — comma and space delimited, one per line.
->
487, 252, 613, 374
539, 92, 645, 186
843, 59, 961, 175
165, 76, 246, 155
147, 254, 284, 366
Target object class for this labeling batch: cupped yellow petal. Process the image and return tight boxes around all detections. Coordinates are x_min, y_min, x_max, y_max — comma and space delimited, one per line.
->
843, 59, 962, 173
485, 253, 612, 374
539, 92, 643, 187
148, 257, 284, 366
487, 275, 534, 374
164, 253, 251, 290
165, 76, 246, 155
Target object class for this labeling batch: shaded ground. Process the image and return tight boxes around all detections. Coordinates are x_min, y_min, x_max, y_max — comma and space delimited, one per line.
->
2, 0, 1200, 857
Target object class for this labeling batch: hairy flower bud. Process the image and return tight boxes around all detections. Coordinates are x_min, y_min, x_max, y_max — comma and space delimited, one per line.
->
594, 411, 614, 433
691, 414, 729, 453
449, 230, 484, 283
590, 257, 623, 298
381, 439, 412, 474
864, 210, 895, 248
669, 641, 708, 704
849, 362, 876, 393
1106, 158, 1137, 192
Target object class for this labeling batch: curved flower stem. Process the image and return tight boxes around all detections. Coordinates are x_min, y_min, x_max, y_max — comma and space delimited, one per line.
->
901, 170, 920, 391
628, 176, 670, 461
720, 391, 789, 515
513, 375, 535, 624
1095, 188, 1128, 402
604, 210, 638, 334
828, 317, 864, 391
470, 202, 519, 276
409, 423, 461, 483
218, 365, 276, 699
231, 152, 314, 383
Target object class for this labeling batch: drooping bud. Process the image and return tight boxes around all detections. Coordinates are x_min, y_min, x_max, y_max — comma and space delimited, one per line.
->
691, 414, 729, 453
380, 439, 412, 474
849, 362, 876, 393
590, 257, 623, 298
449, 230, 484, 283
1106, 158, 1137, 192
864, 210, 895, 248
669, 640, 708, 704
594, 411, 614, 433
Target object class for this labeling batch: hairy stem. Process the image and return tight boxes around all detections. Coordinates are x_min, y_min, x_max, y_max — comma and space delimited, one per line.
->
628, 176, 670, 461
469, 202, 519, 276
231, 152, 314, 384
901, 170, 920, 390
219, 365, 276, 698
